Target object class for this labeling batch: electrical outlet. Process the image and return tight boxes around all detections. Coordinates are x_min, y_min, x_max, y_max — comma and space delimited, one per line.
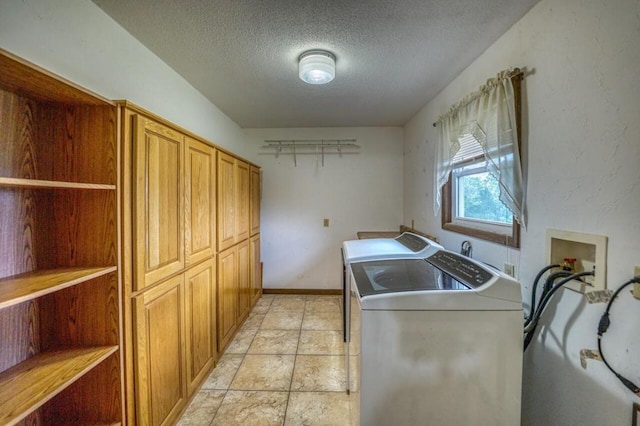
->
323, 218, 329, 227
504, 262, 516, 278
633, 266, 640, 300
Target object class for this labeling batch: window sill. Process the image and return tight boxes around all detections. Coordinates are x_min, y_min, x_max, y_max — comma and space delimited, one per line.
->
442, 222, 520, 248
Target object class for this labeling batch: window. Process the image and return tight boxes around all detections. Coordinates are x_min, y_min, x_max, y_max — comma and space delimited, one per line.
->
434, 69, 523, 248
441, 134, 519, 247
453, 164, 513, 225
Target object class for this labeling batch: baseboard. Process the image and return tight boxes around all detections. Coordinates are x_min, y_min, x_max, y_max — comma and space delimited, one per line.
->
262, 288, 342, 295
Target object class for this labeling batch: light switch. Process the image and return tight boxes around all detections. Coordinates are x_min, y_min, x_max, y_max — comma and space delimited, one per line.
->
323, 218, 329, 227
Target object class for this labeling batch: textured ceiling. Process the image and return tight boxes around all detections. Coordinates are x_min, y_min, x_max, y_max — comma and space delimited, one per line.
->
92, 0, 539, 128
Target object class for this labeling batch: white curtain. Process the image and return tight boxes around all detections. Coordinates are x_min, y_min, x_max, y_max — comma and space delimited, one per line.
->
433, 69, 525, 227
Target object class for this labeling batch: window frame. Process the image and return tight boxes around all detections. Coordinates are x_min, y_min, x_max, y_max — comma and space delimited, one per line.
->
441, 73, 522, 249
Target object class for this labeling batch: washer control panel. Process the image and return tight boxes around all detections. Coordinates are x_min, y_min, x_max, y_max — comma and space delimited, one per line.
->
396, 233, 429, 252
426, 251, 494, 288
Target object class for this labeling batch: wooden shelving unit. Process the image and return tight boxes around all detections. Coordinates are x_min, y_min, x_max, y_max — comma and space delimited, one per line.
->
0, 49, 123, 424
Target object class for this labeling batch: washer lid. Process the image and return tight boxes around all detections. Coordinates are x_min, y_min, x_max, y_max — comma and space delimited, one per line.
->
343, 238, 413, 263
342, 233, 442, 263
351, 259, 469, 297
351, 254, 523, 311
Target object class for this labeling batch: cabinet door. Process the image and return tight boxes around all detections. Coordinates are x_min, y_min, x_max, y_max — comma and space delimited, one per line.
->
217, 246, 237, 351
236, 160, 250, 242
236, 239, 250, 322
133, 275, 186, 426
217, 152, 236, 251
185, 137, 215, 266
250, 234, 262, 304
185, 259, 216, 396
250, 166, 261, 236
134, 116, 185, 290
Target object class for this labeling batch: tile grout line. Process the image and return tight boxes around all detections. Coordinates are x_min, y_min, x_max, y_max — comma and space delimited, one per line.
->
208, 297, 269, 425
281, 296, 307, 425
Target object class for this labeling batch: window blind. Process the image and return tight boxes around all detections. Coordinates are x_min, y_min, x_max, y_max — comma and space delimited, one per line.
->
452, 133, 484, 165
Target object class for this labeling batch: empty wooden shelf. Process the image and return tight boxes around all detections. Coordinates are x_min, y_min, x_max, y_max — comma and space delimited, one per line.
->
0, 346, 118, 426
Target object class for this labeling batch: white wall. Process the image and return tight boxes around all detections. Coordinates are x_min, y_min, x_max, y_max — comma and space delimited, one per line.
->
0, 0, 250, 158
403, 0, 640, 424
244, 127, 403, 290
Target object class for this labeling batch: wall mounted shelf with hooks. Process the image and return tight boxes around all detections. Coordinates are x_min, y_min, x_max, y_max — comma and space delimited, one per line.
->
260, 139, 359, 166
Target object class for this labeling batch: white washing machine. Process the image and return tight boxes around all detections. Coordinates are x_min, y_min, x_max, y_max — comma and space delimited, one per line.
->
342, 233, 443, 340
348, 250, 523, 426
341, 233, 443, 389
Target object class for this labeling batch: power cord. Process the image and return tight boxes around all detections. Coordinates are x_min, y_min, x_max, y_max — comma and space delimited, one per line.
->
524, 271, 595, 350
526, 264, 560, 326
597, 277, 640, 395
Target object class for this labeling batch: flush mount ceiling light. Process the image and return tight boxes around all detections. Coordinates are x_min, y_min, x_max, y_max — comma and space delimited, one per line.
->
298, 50, 336, 85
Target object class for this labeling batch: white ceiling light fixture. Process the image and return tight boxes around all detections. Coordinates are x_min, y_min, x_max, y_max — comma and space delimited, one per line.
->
298, 50, 336, 85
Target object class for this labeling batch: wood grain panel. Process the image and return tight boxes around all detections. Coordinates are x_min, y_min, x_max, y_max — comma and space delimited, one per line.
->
40, 189, 117, 269
38, 105, 117, 186
237, 239, 250, 322
217, 152, 236, 251
250, 234, 262, 304
249, 166, 261, 236
118, 107, 137, 426
185, 260, 216, 396
185, 138, 215, 266
39, 272, 119, 349
0, 91, 38, 180
217, 247, 237, 352
236, 160, 250, 242
0, 188, 36, 279
0, 301, 40, 373
134, 116, 184, 290
133, 276, 186, 426
40, 352, 122, 424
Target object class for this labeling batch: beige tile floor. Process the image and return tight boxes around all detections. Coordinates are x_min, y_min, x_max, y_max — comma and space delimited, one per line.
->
177, 294, 354, 426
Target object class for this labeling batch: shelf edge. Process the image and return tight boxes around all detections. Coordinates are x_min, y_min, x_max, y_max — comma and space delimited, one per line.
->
0, 177, 116, 190
0, 266, 118, 310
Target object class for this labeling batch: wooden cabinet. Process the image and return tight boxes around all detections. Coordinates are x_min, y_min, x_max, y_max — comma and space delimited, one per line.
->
217, 239, 253, 353
133, 116, 185, 290
0, 50, 122, 424
185, 259, 216, 396
237, 239, 251, 322
133, 275, 186, 426
121, 103, 261, 422
186, 137, 216, 267
250, 165, 261, 236
217, 246, 238, 351
236, 160, 250, 242
122, 105, 225, 424
217, 152, 236, 251
217, 152, 251, 250
250, 234, 262, 304
216, 153, 261, 353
